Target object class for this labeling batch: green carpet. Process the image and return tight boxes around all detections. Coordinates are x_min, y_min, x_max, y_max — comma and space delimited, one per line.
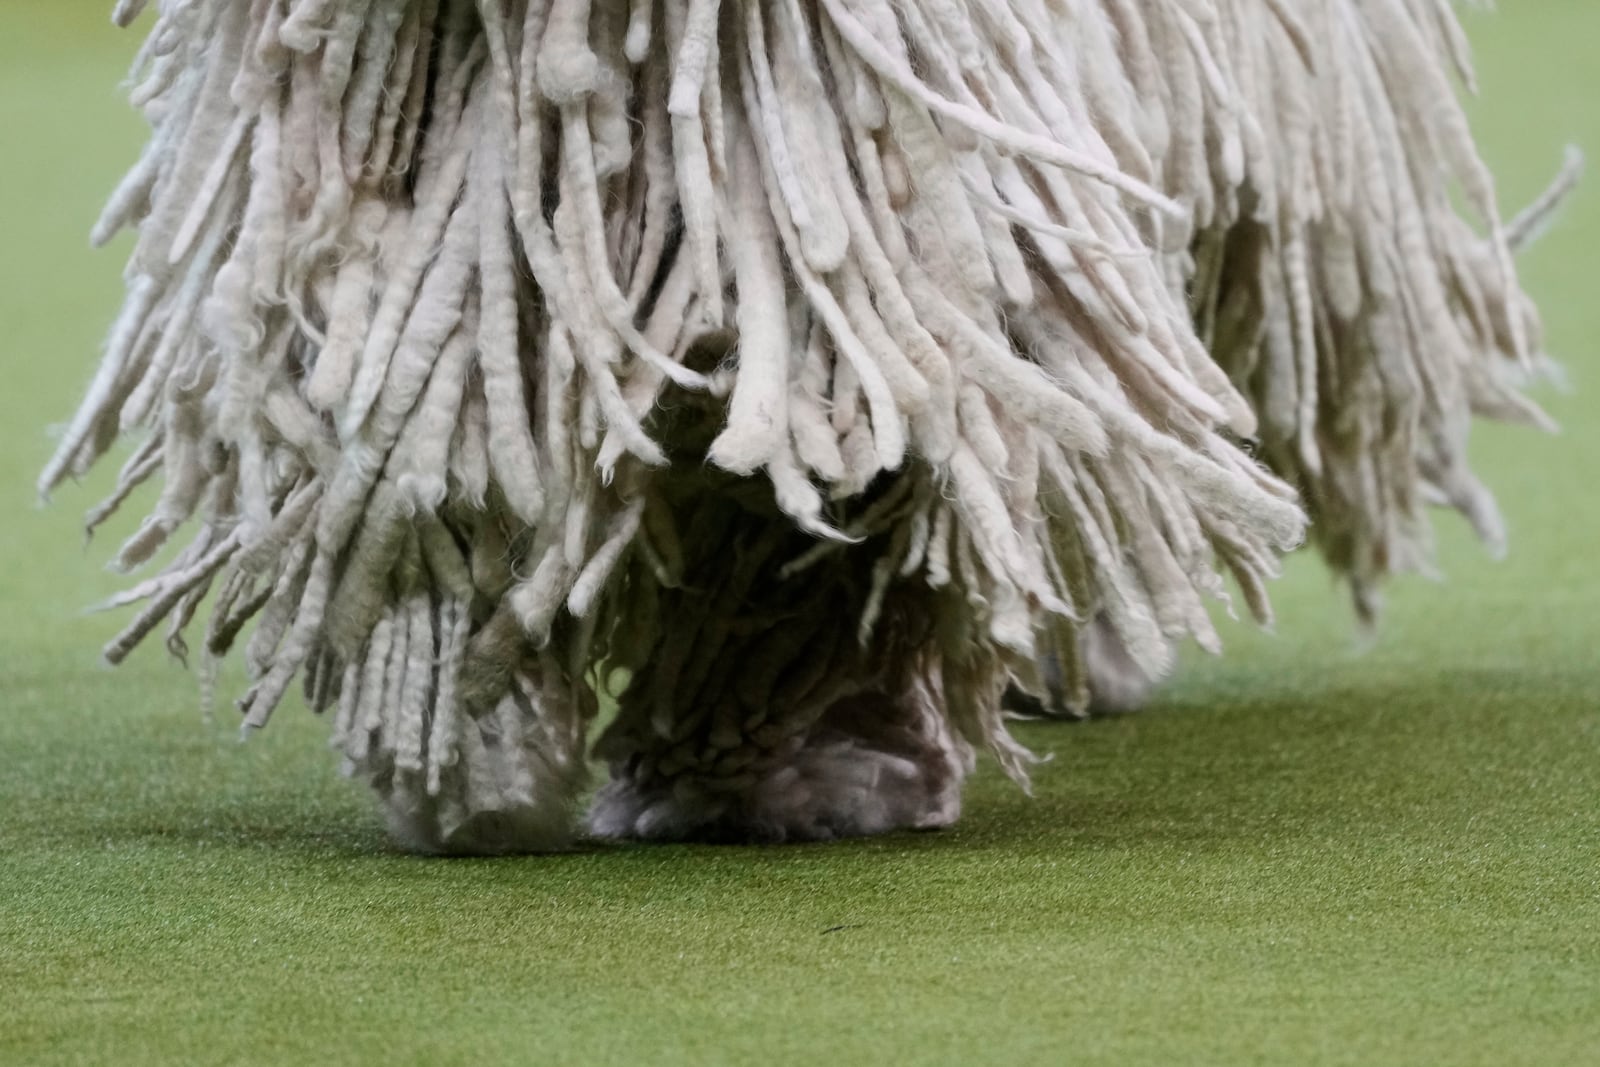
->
2, 5, 1596, 1065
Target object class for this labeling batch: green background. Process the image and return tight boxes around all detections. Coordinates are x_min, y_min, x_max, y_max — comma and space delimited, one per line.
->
2, 3, 1595, 1064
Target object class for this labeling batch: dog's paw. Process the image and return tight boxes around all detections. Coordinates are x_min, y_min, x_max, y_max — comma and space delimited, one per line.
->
1080, 615, 1163, 714
587, 691, 971, 843
352, 696, 586, 855
382, 795, 576, 856
1006, 615, 1167, 719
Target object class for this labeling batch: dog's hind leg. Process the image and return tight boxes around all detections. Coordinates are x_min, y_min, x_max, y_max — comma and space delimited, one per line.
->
584, 475, 978, 844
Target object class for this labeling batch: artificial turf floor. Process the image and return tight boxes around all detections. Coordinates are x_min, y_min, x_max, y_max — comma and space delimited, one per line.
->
2, 4, 1597, 1065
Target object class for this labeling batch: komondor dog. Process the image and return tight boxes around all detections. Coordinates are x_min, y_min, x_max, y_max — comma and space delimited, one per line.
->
46, 0, 1575, 852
